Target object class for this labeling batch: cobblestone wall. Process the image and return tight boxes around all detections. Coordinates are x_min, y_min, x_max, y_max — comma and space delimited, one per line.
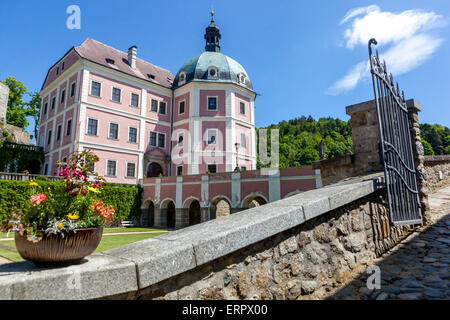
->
109, 190, 411, 300
424, 156, 450, 191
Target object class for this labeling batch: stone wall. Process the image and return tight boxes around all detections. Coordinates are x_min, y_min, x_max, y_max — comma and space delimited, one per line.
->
0, 82, 8, 123
0, 176, 413, 300
423, 155, 450, 191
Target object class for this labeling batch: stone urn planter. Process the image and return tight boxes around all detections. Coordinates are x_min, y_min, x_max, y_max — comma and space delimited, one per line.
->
15, 228, 103, 266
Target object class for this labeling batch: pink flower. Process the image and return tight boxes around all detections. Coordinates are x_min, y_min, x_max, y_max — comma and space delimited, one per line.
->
30, 193, 47, 206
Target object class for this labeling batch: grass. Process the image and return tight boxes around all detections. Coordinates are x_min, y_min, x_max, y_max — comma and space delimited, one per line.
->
0, 231, 167, 263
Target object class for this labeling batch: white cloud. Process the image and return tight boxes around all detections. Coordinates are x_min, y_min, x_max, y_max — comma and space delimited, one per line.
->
328, 5, 445, 94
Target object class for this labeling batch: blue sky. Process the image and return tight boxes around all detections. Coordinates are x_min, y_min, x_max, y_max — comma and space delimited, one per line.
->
1, 0, 449, 139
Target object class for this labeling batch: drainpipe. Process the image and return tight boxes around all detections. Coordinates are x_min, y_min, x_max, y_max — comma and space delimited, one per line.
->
169, 88, 174, 176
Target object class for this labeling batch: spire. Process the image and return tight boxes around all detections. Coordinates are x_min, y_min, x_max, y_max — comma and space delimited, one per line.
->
204, 10, 221, 52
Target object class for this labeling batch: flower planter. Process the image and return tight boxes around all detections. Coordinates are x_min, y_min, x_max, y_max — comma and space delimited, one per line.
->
15, 227, 103, 266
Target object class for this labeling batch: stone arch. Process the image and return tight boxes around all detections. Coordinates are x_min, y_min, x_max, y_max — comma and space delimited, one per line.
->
144, 148, 169, 177
210, 195, 232, 219
284, 190, 303, 199
160, 198, 175, 229
184, 197, 201, 226
241, 193, 268, 209
142, 198, 156, 227
147, 162, 163, 178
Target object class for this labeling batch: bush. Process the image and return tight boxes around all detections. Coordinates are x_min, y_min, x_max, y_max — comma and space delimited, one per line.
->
0, 180, 142, 225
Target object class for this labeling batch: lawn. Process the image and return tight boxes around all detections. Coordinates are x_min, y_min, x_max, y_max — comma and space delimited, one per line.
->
0, 231, 167, 263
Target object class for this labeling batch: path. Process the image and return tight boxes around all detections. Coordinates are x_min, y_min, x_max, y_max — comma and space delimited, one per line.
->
329, 185, 450, 300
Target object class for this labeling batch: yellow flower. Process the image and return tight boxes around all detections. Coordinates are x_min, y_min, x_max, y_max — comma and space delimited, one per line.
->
57, 222, 63, 229
87, 186, 100, 193
29, 181, 38, 186
67, 213, 79, 220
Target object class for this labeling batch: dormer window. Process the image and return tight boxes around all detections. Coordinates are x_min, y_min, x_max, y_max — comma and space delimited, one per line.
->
237, 73, 246, 84
207, 66, 219, 79
106, 58, 115, 64
178, 72, 186, 85
147, 74, 155, 80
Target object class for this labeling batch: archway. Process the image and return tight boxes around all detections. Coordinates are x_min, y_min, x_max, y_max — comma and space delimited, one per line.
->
147, 162, 163, 178
242, 194, 268, 209
147, 201, 155, 226
211, 196, 231, 219
189, 200, 201, 226
167, 201, 175, 228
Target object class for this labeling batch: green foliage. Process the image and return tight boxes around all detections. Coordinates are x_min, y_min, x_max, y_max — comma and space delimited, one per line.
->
1, 77, 28, 129
421, 138, 435, 156
420, 123, 450, 155
257, 116, 353, 167
0, 180, 142, 227
0, 141, 44, 173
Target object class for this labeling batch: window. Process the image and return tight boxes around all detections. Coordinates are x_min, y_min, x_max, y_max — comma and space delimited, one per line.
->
130, 93, 139, 107
178, 72, 186, 85
66, 119, 72, 136
178, 133, 184, 147
56, 125, 62, 141
106, 58, 115, 64
91, 81, 101, 97
240, 102, 245, 115
47, 130, 52, 145
112, 87, 121, 102
159, 101, 166, 115
109, 123, 119, 139
158, 133, 165, 148
179, 101, 185, 114
70, 82, 76, 97
207, 130, 216, 145
51, 97, 56, 110
207, 97, 217, 110
241, 166, 247, 171
87, 162, 95, 173
56, 67, 59, 75
126, 163, 136, 178
241, 133, 247, 148
128, 127, 137, 143
149, 132, 157, 146
207, 67, 218, 79
106, 160, 117, 176
87, 118, 98, 136
177, 166, 183, 176
62, 62, 65, 71
60, 90, 65, 104
62, 157, 67, 163
207, 164, 217, 173
44, 163, 48, 175
44, 102, 48, 115
150, 99, 158, 112
149, 132, 165, 148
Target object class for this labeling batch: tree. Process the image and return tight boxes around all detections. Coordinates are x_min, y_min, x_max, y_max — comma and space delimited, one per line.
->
421, 139, 434, 156
1, 77, 28, 128
26, 92, 41, 141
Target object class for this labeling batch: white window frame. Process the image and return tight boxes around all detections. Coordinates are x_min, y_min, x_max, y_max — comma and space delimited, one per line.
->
90, 80, 102, 98
106, 159, 118, 177
51, 96, 56, 110
176, 165, 183, 176
125, 161, 136, 178
177, 132, 184, 147
207, 66, 219, 79
86, 117, 99, 136
111, 86, 122, 103
108, 122, 120, 140
149, 131, 158, 147
65, 118, 72, 137
207, 129, 218, 145
150, 99, 159, 112
128, 126, 138, 144
241, 132, 247, 148
207, 96, 218, 111
157, 132, 166, 148
130, 92, 140, 108
158, 101, 167, 115
56, 124, 62, 141
239, 101, 246, 115
178, 100, 186, 115
60, 89, 66, 104
47, 129, 52, 145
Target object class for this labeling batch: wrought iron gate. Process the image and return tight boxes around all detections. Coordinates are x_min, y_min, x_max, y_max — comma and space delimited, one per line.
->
368, 38, 423, 226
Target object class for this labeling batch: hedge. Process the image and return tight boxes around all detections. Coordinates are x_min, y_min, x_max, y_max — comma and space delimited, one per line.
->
0, 180, 142, 224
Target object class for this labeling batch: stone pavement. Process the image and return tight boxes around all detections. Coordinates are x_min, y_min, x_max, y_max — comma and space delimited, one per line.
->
328, 185, 450, 300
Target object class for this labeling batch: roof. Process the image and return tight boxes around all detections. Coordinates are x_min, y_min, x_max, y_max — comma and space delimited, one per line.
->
172, 51, 253, 91
74, 38, 174, 88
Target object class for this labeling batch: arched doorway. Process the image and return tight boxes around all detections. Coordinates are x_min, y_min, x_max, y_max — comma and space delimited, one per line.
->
147, 162, 163, 178
167, 201, 175, 228
189, 200, 201, 226
211, 197, 231, 219
148, 202, 155, 227
242, 194, 268, 209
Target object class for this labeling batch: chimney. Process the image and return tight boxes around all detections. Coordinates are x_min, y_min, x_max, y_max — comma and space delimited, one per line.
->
128, 45, 137, 69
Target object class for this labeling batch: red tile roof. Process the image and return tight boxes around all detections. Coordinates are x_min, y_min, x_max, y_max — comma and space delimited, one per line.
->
75, 38, 174, 88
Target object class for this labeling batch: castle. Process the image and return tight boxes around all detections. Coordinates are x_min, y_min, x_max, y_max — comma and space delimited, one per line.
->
38, 13, 257, 183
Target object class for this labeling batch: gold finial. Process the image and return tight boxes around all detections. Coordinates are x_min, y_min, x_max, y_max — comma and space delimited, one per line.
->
210, 6, 215, 22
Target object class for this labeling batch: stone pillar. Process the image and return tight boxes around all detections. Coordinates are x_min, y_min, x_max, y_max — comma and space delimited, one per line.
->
345, 100, 383, 174
200, 207, 210, 222
175, 208, 189, 229
154, 207, 166, 228
139, 208, 148, 227
0, 82, 9, 124
406, 99, 431, 225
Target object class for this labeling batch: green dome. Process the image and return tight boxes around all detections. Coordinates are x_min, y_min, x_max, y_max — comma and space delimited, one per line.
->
173, 51, 253, 90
